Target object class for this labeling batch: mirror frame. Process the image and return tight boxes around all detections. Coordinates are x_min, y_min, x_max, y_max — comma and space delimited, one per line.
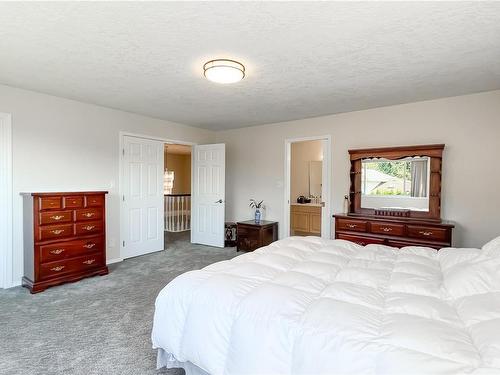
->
349, 144, 445, 221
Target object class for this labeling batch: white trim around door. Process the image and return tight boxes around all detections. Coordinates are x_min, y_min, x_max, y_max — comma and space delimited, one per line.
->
0, 113, 13, 289
284, 135, 332, 239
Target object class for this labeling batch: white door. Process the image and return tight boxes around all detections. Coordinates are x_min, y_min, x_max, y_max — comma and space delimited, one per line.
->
122, 136, 164, 258
192, 144, 225, 247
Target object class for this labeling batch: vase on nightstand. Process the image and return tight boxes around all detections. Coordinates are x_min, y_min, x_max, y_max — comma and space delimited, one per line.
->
254, 209, 261, 224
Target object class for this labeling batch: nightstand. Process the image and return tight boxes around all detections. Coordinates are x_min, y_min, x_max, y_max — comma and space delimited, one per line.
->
236, 220, 278, 252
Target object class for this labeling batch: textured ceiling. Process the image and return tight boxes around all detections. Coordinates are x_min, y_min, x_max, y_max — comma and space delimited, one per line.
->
0, 2, 499, 130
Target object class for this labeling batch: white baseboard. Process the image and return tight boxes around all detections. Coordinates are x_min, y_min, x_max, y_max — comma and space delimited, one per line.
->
106, 257, 123, 265
2, 279, 21, 289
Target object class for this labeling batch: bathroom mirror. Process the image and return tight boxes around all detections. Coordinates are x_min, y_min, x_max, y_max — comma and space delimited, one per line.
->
309, 161, 322, 197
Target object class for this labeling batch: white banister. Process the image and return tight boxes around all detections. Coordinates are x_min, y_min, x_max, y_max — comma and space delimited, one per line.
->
165, 194, 191, 232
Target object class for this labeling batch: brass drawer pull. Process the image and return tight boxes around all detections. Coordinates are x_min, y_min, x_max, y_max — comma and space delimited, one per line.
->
83, 259, 95, 265
419, 231, 433, 236
82, 225, 96, 231
83, 243, 96, 249
83, 212, 95, 218
347, 224, 357, 228
50, 265, 65, 272
49, 249, 65, 255
381, 227, 392, 232
50, 229, 64, 235
50, 215, 65, 220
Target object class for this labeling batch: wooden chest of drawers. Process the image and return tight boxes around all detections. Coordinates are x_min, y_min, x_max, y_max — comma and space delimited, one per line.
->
333, 214, 454, 249
236, 220, 278, 252
22, 192, 108, 293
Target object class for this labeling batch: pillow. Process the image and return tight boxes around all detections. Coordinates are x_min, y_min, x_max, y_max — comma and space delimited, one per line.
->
482, 236, 500, 257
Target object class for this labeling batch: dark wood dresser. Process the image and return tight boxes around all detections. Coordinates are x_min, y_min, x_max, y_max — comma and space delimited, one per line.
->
334, 214, 454, 249
337, 144, 456, 250
236, 220, 278, 252
22, 192, 108, 293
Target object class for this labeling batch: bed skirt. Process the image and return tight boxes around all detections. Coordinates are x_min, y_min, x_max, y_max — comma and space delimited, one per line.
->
156, 348, 209, 375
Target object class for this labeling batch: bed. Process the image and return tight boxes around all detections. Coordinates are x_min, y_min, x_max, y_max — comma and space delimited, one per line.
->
152, 236, 500, 374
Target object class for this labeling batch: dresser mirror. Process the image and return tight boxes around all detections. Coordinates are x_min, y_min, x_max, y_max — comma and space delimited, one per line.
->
360, 156, 430, 212
349, 144, 444, 220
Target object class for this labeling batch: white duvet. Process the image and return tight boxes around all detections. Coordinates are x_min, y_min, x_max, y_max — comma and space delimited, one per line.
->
152, 236, 500, 375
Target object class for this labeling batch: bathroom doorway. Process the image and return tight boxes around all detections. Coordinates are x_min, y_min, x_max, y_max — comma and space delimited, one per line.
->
284, 136, 331, 239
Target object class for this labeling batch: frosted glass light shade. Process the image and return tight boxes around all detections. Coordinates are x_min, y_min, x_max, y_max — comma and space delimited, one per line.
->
203, 59, 245, 84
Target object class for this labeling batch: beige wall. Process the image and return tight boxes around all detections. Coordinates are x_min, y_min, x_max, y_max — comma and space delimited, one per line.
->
291, 140, 322, 200
216, 90, 500, 248
165, 152, 191, 194
0, 84, 214, 286
3, 82, 500, 286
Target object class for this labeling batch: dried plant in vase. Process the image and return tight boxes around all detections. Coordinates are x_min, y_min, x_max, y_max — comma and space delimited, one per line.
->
249, 199, 265, 223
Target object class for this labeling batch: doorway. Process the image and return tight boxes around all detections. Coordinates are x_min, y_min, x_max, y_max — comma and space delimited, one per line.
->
164, 143, 192, 248
120, 133, 226, 260
284, 136, 331, 239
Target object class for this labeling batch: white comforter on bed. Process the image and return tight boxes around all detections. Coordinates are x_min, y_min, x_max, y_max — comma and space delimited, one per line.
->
152, 236, 500, 375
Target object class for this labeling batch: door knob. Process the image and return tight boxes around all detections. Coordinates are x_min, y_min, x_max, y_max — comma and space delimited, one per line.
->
215, 199, 223, 203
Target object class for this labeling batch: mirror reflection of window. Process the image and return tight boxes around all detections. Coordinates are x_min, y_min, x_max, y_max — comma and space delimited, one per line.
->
360, 157, 430, 211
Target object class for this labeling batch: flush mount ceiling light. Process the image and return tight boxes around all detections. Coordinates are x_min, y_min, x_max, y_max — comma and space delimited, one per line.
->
203, 59, 245, 84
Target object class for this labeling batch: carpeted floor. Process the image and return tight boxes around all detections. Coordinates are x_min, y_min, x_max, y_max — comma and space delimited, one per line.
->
0, 232, 238, 375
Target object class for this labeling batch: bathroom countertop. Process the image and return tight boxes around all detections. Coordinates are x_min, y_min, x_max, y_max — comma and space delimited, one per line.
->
290, 202, 322, 207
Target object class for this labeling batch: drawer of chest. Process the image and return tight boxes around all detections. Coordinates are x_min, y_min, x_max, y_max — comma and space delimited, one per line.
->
63, 196, 84, 209
75, 208, 102, 221
85, 195, 104, 207
38, 223, 74, 241
39, 253, 104, 280
237, 225, 259, 236
75, 220, 103, 236
337, 234, 385, 246
39, 210, 72, 225
407, 225, 448, 242
336, 218, 367, 232
75, 253, 104, 271
387, 240, 443, 250
39, 236, 104, 263
370, 222, 405, 236
39, 197, 62, 210
39, 259, 74, 279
